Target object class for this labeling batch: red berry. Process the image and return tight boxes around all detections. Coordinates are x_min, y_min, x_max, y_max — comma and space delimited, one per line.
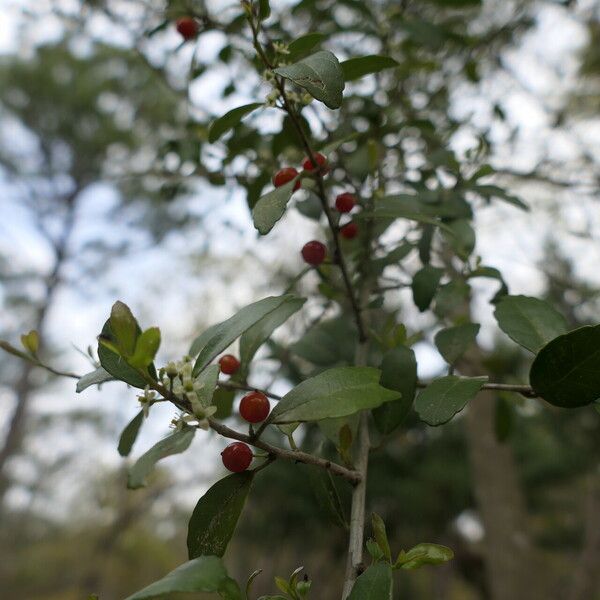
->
302, 153, 329, 174
176, 17, 199, 41
221, 442, 253, 472
340, 222, 359, 239
335, 192, 356, 213
301, 240, 327, 266
218, 354, 240, 375
239, 391, 270, 423
273, 167, 301, 191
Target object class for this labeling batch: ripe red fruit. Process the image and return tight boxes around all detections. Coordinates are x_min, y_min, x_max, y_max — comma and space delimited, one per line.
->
218, 354, 240, 375
335, 192, 356, 213
273, 167, 301, 191
239, 391, 270, 423
340, 222, 359, 239
221, 442, 253, 472
176, 17, 199, 41
302, 152, 329, 174
301, 240, 327, 266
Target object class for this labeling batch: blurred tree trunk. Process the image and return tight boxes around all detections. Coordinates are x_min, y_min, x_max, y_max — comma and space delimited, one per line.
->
464, 388, 545, 600
568, 471, 600, 600
0, 190, 78, 508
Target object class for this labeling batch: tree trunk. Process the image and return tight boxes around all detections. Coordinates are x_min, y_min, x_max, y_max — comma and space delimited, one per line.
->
0, 190, 78, 508
567, 471, 600, 600
464, 391, 544, 600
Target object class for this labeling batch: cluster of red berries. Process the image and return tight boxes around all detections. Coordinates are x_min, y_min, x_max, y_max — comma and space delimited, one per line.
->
299, 190, 359, 267
176, 17, 199, 41
272, 152, 330, 194
217, 354, 271, 472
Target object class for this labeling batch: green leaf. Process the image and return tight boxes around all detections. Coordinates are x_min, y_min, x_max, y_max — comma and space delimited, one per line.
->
194, 364, 221, 408
415, 376, 488, 426
76, 367, 114, 393
213, 388, 235, 419
128, 427, 195, 489
258, 0, 270, 20
304, 465, 347, 529
98, 319, 150, 389
271, 367, 400, 423
373, 346, 417, 434
396, 543, 454, 570
287, 32, 327, 61
208, 103, 263, 143
475, 184, 529, 211
369, 243, 414, 274
191, 295, 300, 374
529, 324, 600, 408
239, 296, 305, 379
371, 513, 391, 561
443, 219, 475, 259
129, 327, 161, 369
187, 471, 254, 559
124, 556, 241, 600
341, 55, 399, 81
274, 51, 345, 109
467, 266, 508, 303
20, 329, 39, 355
109, 300, 138, 356
252, 179, 299, 235
347, 562, 393, 600
118, 410, 144, 457
494, 295, 568, 353
434, 323, 480, 364
366, 195, 460, 230
412, 265, 444, 312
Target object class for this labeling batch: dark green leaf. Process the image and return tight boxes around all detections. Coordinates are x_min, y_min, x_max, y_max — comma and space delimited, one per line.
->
348, 562, 393, 599
128, 427, 195, 489
443, 219, 475, 259
191, 295, 300, 374
258, 0, 270, 20
494, 295, 568, 353
415, 376, 488, 426
208, 103, 263, 144
252, 179, 299, 235
118, 410, 144, 457
530, 324, 600, 408
187, 471, 254, 559
304, 465, 347, 529
213, 388, 235, 419
124, 556, 241, 600
271, 367, 400, 423
373, 346, 417, 434
412, 265, 444, 312
287, 32, 327, 61
274, 51, 345, 109
434, 323, 480, 364
290, 317, 357, 366
239, 297, 305, 379
341, 55, 398, 81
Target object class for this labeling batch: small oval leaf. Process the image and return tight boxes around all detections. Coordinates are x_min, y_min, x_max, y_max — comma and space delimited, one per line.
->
208, 102, 263, 143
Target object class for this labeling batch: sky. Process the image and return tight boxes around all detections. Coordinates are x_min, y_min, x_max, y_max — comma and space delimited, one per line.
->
0, 0, 599, 520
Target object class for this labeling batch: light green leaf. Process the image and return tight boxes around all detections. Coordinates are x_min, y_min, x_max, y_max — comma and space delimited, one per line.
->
109, 300, 138, 356
415, 376, 488, 426
274, 51, 345, 109
187, 471, 254, 559
208, 103, 263, 143
341, 55, 399, 81
287, 32, 327, 61
348, 562, 393, 599
434, 323, 480, 364
239, 297, 305, 379
76, 367, 114, 393
191, 295, 300, 374
373, 345, 417, 434
118, 410, 144, 457
530, 324, 600, 408
412, 265, 444, 312
271, 367, 400, 423
396, 543, 454, 570
494, 295, 568, 353
252, 179, 299, 235
195, 364, 221, 408
372, 513, 391, 561
128, 427, 195, 489
124, 556, 241, 600
129, 327, 161, 369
